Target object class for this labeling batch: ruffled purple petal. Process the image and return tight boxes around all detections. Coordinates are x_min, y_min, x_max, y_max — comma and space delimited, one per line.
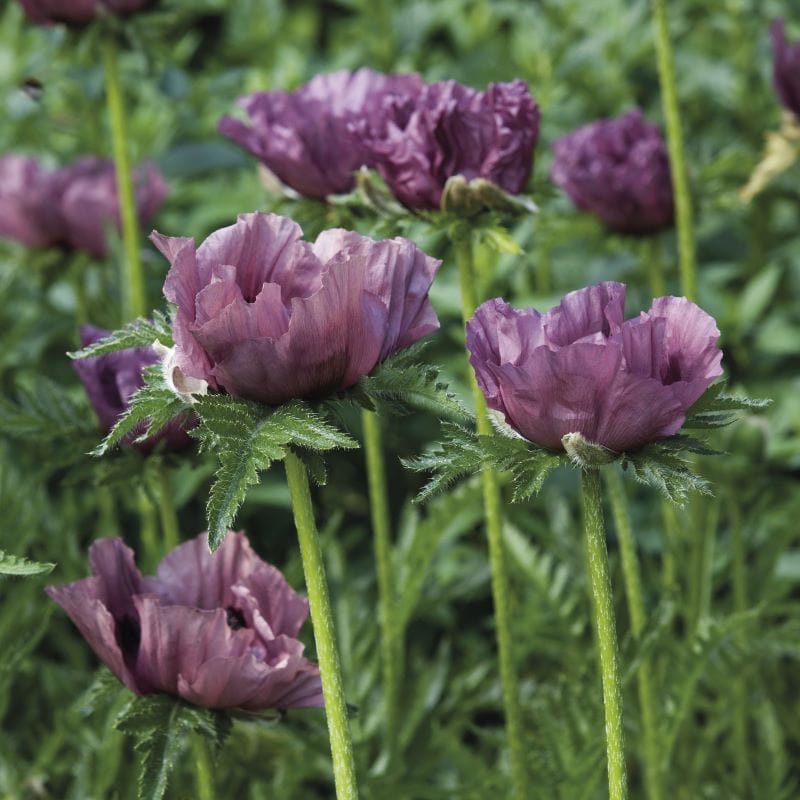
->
772, 19, 800, 118
219, 69, 423, 198
0, 155, 63, 248
551, 109, 674, 234
18, 0, 155, 24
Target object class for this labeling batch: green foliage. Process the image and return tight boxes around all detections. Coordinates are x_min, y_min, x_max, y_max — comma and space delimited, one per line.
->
0, 550, 54, 577
67, 311, 173, 359
406, 422, 568, 503
352, 342, 469, 421
94, 365, 190, 454
191, 394, 358, 550
115, 694, 231, 800
684, 381, 771, 430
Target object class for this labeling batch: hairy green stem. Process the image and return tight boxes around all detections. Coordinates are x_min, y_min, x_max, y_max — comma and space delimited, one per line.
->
284, 450, 359, 800
660, 502, 679, 591
581, 468, 628, 800
191, 732, 215, 800
690, 497, 719, 634
101, 35, 146, 321
453, 231, 527, 800
361, 408, 401, 762
730, 498, 748, 793
651, 0, 697, 301
137, 487, 159, 571
605, 469, 661, 800
156, 463, 180, 552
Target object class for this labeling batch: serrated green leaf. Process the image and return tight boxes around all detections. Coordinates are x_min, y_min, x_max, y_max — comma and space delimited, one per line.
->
67, 311, 173, 359
0, 550, 55, 576
94, 366, 190, 455
115, 695, 230, 800
192, 396, 357, 549
355, 343, 469, 421
623, 445, 712, 505
684, 382, 771, 429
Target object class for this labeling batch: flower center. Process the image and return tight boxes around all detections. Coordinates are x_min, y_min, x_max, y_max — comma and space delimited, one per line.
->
117, 614, 141, 658
226, 607, 247, 630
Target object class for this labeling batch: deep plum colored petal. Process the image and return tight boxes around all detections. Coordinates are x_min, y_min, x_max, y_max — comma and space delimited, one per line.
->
18, 0, 155, 25
88, 538, 145, 622
364, 79, 538, 210
219, 69, 423, 198
467, 284, 723, 452
772, 20, 800, 118
58, 158, 167, 258
0, 155, 64, 247
551, 109, 674, 234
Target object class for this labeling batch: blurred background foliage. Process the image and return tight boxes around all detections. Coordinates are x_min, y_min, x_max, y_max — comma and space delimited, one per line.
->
0, 0, 798, 798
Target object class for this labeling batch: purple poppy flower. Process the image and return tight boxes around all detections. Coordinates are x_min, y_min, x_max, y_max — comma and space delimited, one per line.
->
0, 155, 65, 248
150, 211, 441, 405
0, 155, 167, 257
46, 532, 323, 710
771, 19, 800, 118
466, 282, 723, 453
361, 79, 539, 210
17, 0, 156, 25
73, 324, 193, 451
551, 109, 674, 235
219, 69, 423, 199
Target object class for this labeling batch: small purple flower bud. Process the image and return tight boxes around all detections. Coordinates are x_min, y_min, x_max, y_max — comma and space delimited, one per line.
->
363, 79, 539, 210
771, 19, 800, 119
219, 69, 423, 198
17, 0, 157, 25
551, 110, 674, 235
151, 211, 441, 405
73, 324, 193, 451
46, 532, 323, 710
466, 282, 723, 453
0, 155, 167, 257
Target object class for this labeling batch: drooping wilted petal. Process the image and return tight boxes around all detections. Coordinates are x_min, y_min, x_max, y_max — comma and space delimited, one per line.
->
771, 19, 800, 118
151, 211, 441, 406
467, 283, 723, 453
363, 78, 539, 210
551, 109, 674, 235
46, 532, 322, 711
219, 69, 423, 198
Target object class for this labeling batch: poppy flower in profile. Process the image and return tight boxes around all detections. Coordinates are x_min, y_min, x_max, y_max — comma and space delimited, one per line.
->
551, 109, 674, 235
73, 324, 193, 451
362, 78, 539, 210
17, 0, 157, 25
219, 68, 423, 198
46, 532, 323, 710
466, 282, 723, 453
151, 211, 441, 405
0, 155, 167, 257
771, 19, 800, 118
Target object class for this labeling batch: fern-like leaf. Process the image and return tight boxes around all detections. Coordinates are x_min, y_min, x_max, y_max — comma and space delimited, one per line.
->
684, 382, 771, 429
355, 343, 469, 421
115, 695, 231, 800
192, 395, 358, 550
67, 311, 173, 359
0, 550, 55, 577
94, 366, 190, 455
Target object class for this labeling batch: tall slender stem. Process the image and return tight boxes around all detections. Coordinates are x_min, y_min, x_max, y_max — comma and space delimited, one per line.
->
605, 469, 661, 800
730, 498, 748, 794
641, 236, 667, 298
581, 468, 628, 800
660, 502, 678, 591
156, 462, 180, 552
452, 231, 527, 800
651, 0, 697, 301
191, 732, 215, 800
361, 408, 401, 762
284, 450, 359, 800
690, 497, 719, 634
101, 34, 146, 321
